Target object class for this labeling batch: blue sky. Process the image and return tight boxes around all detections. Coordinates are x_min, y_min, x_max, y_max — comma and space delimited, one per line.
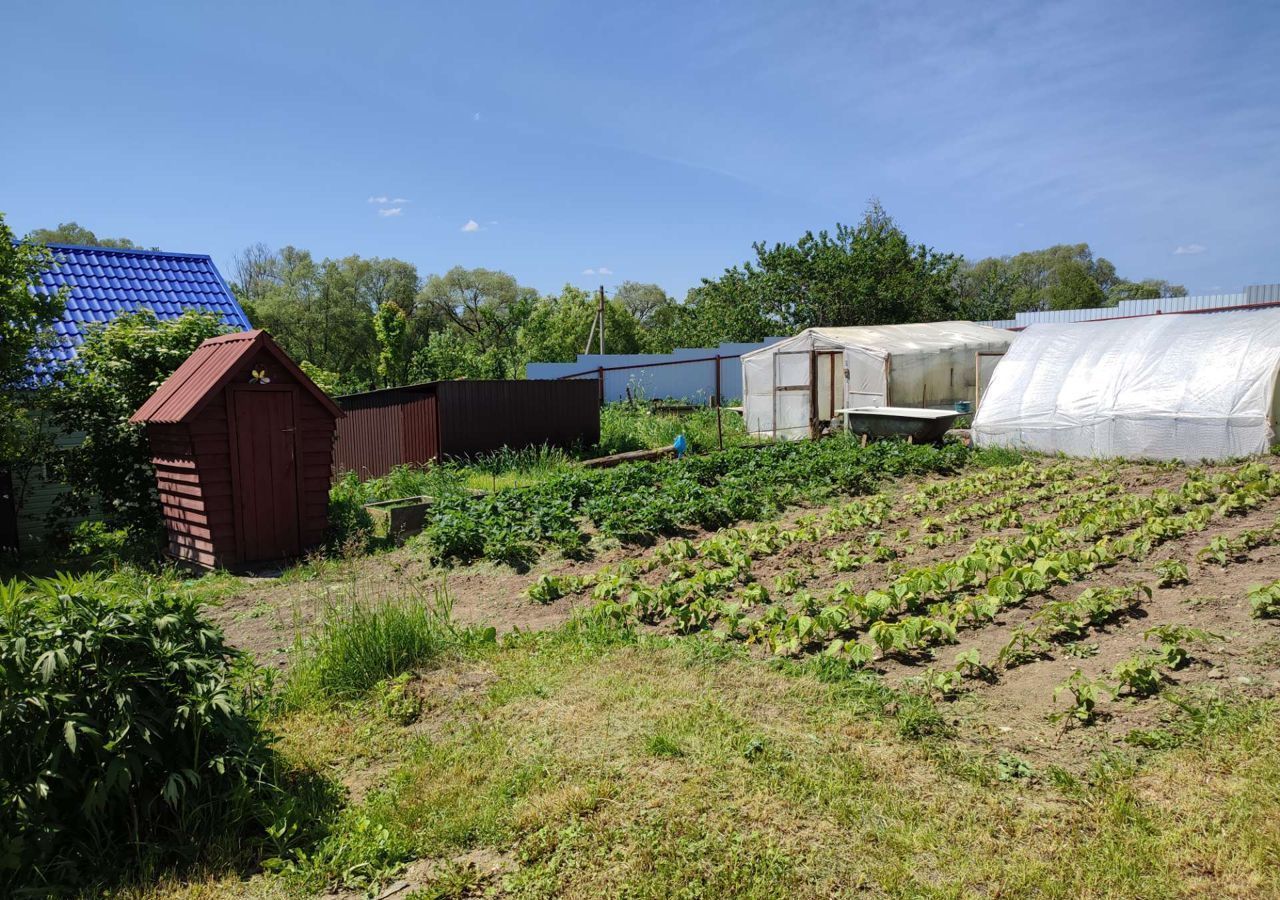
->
3, 0, 1278, 298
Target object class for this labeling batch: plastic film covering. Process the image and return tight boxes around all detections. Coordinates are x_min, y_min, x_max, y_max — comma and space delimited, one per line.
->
971, 309, 1280, 462
741, 322, 1012, 439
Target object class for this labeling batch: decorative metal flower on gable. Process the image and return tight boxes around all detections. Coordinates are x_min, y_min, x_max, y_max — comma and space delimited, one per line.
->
250, 368, 271, 384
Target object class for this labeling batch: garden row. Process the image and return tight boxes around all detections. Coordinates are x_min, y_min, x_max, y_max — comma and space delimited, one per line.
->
331, 436, 972, 567
532, 460, 1280, 682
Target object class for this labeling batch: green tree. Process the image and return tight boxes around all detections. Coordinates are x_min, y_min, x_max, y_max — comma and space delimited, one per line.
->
517, 285, 647, 364
955, 243, 1186, 319
1, 214, 64, 459
613, 281, 673, 329
26, 222, 152, 250
48, 311, 228, 543
1109, 278, 1188, 303
373, 300, 411, 386
681, 201, 959, 343
1045, 258, 1107, 310
414, 267, 537, 378
235, 246, 379, 387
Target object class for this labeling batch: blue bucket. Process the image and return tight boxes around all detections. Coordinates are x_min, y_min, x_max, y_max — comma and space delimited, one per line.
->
954, 401, 973, 414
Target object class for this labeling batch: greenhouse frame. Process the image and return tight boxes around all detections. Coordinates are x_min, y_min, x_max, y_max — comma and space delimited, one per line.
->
972, 309, 1280, 462
740, 321, 1013, 439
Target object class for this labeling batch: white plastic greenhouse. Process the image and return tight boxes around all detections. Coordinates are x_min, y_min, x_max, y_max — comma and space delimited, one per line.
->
972, 309, 1280, 462
740, 321, 1013, 439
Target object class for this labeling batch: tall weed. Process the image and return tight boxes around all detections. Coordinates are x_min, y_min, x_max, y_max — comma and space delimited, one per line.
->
283, 586, 493, 708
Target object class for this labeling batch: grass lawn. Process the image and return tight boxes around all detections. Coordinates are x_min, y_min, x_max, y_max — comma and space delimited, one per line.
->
132, 616, 1279, 899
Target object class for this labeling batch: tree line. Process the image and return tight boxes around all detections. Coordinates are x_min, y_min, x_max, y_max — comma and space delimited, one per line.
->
20, 205, 1188, 400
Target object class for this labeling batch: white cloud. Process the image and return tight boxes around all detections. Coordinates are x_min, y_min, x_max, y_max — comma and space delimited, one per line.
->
367, 195, 389, 204
378, 207, 403, 217
391, 197, 408, 204
1174, 243, 1206, 255
461, 219, 480, 232
598, 267, 613, 275
582, 268, 596, 275
473, 112, 481, 122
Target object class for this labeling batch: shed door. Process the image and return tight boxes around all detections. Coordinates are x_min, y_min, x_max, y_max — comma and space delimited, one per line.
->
231, 387, 301, 563
0, 467, 17, 552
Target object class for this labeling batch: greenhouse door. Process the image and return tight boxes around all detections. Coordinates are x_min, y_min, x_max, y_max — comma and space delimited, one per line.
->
773, 350, 813, 439
815, 351, 840, 422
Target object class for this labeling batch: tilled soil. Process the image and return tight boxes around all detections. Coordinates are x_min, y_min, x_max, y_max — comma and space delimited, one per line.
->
210, 456, 1280, 773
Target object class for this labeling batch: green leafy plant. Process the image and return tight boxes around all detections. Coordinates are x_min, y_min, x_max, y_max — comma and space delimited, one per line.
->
1063, 641, 1099, 659
1143, 624, 1221, 669
1052, 669, 1110, 725
526, 574, 582, 604
1111, 655, 1163, 697
997, 753, 1034, 781
0, 573, 309, 892
1248, 580, 1280, 618
1153, 558, 1190, 588
373, 673, 422, 725
997, 627, 1051, 668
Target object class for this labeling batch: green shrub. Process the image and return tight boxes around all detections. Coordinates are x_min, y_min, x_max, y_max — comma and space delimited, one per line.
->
327, 471, 375, 551
0, 573, 292, 892
64, 520, 134, 566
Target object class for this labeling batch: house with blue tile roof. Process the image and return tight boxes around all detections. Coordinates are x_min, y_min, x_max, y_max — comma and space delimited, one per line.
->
32, 244, 251, 376
3, 244, 251, 550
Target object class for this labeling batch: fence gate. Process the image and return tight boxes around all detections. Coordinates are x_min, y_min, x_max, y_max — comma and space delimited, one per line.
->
0, 467, 17, 552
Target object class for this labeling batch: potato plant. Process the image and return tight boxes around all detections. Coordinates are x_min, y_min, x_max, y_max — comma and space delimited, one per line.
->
1052, 670, 1110, 725
1143, 624, 1220, 669
1248, 580, 1280, 618
1153, 558, 1190, 588
1111, 655, 1164, 697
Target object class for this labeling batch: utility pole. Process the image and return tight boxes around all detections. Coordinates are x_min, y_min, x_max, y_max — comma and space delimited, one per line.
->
583, 285, 608, 356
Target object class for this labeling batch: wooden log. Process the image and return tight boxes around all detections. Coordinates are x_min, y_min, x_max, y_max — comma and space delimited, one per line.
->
579, 445, 676, 469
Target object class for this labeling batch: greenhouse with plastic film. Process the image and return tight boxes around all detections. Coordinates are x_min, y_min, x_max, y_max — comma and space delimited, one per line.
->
972, 309, 1280, 462
740, 321, 1012, 440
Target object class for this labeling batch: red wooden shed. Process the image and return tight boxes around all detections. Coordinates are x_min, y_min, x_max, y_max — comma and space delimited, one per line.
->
130, 330, 343, 570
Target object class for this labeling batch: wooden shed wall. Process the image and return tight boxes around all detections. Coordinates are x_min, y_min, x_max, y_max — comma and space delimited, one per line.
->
295, 387, 337, 548
151, 416, 234, 569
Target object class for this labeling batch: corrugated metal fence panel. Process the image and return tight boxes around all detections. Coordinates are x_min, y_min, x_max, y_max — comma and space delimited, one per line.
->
525, 338, 787, 403
401, 393, 439, 465
1115, 293, 1246, 316
1245, 283, 1280, 303
1015, 307, 1116, 326
333, 393, 409, 479
437, 380, 600, 458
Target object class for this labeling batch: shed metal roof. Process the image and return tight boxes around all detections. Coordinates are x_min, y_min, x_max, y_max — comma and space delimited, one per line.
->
33, 244, 251, 375
130, 330, 343, 425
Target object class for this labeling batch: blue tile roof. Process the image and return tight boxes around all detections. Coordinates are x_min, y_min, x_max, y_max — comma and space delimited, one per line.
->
32, 244, 251, 376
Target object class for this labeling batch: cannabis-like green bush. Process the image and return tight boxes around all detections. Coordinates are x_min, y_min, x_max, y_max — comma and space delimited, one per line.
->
0, 573, 292, 892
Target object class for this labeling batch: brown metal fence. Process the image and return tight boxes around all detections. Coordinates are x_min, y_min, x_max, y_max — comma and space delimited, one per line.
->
333, 380, 600, 479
